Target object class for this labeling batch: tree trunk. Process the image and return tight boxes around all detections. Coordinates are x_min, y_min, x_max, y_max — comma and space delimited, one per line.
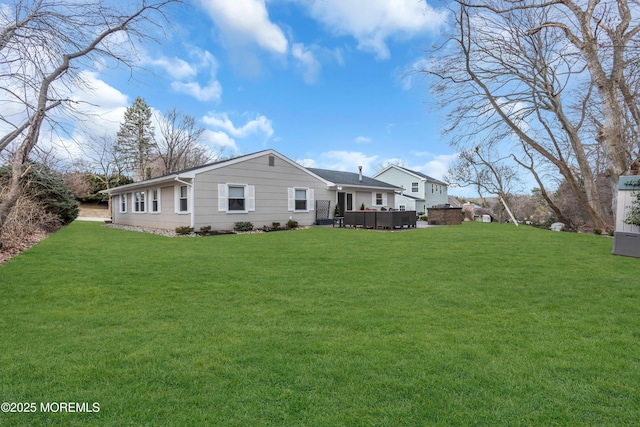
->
0, 111, 44, 248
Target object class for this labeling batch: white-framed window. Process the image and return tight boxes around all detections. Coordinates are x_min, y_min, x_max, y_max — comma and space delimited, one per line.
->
288, 187, 314, 212
120, 193, 128, 213
218, 184, 255, 213
133, 191, 146, 213
411, 182, 419, 192
150, 188, 160, 213
176, 185, 190, 213
399, 205, 406, 211
295, 189, 308, 210
228, 185, 246, 211
372, 192, 387, 207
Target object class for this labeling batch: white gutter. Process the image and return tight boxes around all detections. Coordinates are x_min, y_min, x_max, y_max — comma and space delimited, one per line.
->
175, 176, 195, 228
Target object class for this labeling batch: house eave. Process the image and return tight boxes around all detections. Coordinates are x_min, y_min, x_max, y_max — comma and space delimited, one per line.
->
99, 174, 183, 195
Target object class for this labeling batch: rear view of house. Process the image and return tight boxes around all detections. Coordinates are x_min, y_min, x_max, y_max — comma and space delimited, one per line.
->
101, 149, 400, 231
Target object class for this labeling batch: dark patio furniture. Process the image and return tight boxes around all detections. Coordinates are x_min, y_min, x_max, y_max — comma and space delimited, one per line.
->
344, 210, 416, 229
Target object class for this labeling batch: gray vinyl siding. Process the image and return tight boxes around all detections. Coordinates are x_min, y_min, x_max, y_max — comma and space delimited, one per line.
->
111, 185, 190, 229
193, 153, 332, 230
106, 150, 399, 231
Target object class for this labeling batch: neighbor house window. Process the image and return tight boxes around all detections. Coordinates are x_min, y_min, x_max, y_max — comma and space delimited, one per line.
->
288, 187, 314, 212
178, 185, 189, 212
133, 191, 146, 213
411, 182, 419, 192
120, 194, 128, 213
228, 186, 245, 211
150, 189, 160, 213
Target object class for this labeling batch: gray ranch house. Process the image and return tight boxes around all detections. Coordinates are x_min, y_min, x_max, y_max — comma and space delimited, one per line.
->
373, 165, 448, 214
101, 149, 400, 231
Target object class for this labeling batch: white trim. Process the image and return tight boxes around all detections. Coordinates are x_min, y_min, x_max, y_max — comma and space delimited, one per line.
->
133, 191, 146, 213
186, 150, 333, 187
288, 188, 295, 211
220, 183, 255, 213
100, 150, 334, 197
150, 188, 161, 214
218, 184, 227, 212
246, 185, 256, 211
175, 184, 191, 214
119, 193, 128, 213
289, 187, 313, 212
372, 191, 387, 207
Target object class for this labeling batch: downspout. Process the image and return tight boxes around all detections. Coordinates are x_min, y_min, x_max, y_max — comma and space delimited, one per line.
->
175, 176, 195, 228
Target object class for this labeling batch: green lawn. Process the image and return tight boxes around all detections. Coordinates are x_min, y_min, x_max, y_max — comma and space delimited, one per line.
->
1, 221, 639, 426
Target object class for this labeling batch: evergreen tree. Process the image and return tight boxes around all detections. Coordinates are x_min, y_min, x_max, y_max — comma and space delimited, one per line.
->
116, 96, 155, 181
0, 163, 79, 224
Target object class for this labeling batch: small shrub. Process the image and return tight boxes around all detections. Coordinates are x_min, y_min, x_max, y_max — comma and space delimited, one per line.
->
623, 189, 640, 226
272, 222, 281, 228
419, 215, 428, 221
594, 228, 602, 235
175, 226, 194, 235
287, 219, 299, 229
234, 221, 254, 232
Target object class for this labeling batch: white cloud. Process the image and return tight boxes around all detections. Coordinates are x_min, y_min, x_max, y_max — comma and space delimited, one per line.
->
202, 130, 238, 151
296, 158, 317, 168
299, 0, 447, 60
291, 43, 346, 84
354, 136, 372, 143
410, 153, 457, 181
151, 48, 222, 102
68, 71, 130, 135
399, 57, 431, 90
318, 150, 379, 174
292, 43, 321, 84
171, 80, 222, 102
202, 112, 274, 145
197, 0, 288, 54
150, 56, 197, 80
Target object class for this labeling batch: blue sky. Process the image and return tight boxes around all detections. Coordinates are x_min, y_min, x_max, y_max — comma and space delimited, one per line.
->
70, 0, 458, 186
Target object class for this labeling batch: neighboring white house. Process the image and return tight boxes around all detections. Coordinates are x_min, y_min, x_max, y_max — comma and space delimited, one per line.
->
373, 165, 448, 214
101, 149, 400, 231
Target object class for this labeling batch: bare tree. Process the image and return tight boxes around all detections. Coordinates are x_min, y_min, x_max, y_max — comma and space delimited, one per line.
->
446, 146, 521, 223
422, 0, 640, 230
154, 107, 215, 176
78, 134, 129, 213
0, 0, 180, 248
511, 143, 575, 228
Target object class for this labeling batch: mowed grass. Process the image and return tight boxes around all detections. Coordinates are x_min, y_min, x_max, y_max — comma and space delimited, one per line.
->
0, 221, 639, 426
